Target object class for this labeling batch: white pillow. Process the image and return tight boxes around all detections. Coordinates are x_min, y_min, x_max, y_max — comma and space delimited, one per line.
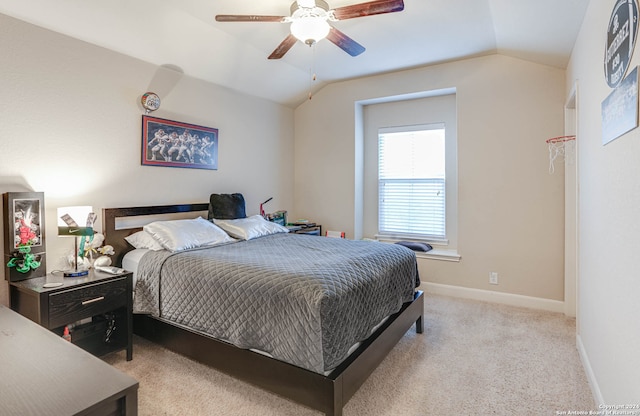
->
143, 217, 235, 252
214, 215, 289, 240
125, 230, 165, 251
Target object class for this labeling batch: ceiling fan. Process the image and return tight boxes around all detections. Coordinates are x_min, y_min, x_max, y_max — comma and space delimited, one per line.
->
215, 0, 405, 59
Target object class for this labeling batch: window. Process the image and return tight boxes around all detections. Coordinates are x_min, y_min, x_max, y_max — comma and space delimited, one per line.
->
378, 124, 446, 240
360, 91, 457, 256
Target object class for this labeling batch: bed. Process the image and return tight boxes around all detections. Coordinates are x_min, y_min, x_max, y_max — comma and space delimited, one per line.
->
103, 202, 424, 416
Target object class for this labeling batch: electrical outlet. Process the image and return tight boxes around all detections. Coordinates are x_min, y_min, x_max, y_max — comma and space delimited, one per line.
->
489, 272, 498, 285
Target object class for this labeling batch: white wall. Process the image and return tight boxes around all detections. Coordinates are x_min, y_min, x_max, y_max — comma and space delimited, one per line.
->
294, 54, 567, 301
0, 14, 294, 305
567, 0, 640, 404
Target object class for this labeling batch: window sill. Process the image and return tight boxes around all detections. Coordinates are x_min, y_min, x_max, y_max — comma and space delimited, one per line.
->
374, 234, 449, 245
415, 249, 461, 262
373, 235, 461, 262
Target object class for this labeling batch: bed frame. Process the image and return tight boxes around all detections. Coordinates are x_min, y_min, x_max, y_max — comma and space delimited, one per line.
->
103, 203, 424, 416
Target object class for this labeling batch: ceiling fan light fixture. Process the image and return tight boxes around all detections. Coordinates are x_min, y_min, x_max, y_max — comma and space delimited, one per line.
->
296, 0, 317, 8
290, 17, 331, 45
217, 0, 403, 59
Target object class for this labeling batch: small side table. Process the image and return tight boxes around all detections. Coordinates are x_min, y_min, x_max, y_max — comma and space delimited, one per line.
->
288, 223, 322, 236
9, 268, 133, 360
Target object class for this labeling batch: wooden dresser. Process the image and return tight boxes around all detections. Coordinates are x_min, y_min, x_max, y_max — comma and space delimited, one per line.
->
0, 304, 138, 415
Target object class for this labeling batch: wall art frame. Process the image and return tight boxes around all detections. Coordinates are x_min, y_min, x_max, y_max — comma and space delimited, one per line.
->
141, 115, 218, 170
2, 192, 47, 281
602, 66, 639, 145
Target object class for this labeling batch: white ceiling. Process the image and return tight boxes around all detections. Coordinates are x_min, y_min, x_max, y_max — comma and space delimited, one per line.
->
0, 0, 590, 107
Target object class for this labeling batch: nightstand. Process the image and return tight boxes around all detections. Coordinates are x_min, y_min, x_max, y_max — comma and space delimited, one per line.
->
9, 268, 133, 360
288, 223, 322, 235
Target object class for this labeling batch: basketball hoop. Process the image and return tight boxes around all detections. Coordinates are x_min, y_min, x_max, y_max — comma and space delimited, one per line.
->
546, 135, 575, 174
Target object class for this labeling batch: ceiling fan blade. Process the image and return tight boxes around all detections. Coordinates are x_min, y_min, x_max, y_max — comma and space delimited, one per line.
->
215, 15, 286, 23
332, 0, 404, 20
326, 27, 365, 57
268, 34, 298, 59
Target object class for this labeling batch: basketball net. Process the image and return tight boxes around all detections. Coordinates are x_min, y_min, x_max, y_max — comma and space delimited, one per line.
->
546, 136, 575, 174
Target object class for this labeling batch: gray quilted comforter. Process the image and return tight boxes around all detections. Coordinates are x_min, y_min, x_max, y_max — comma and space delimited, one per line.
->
133, 233, 417, 373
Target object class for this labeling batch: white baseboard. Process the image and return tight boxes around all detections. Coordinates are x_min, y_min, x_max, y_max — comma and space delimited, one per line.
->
576, 334, 604, 406
422, 282, 565, 313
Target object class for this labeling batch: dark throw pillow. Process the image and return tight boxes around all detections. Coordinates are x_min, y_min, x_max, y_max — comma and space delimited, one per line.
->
208, 193, 247, 220
395, 241, 433, 252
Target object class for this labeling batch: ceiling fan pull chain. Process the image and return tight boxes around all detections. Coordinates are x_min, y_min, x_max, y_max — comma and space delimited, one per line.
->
309, 43, 318, 100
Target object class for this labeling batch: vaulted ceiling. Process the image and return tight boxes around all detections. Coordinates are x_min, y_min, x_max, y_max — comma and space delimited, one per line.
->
0, 0, 590, 107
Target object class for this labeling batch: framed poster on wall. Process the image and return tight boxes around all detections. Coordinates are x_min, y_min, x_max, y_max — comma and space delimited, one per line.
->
141, 116, 219, 170
2, 192, 47, 281
602, 66, 639, 145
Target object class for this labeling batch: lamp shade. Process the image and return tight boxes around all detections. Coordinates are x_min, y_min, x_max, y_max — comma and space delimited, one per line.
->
290, 17, 330, 44
57, 206, 95, 236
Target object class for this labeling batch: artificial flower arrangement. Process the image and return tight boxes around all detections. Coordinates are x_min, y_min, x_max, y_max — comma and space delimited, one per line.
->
6, 213, 41, 273
7, 245, 41, 273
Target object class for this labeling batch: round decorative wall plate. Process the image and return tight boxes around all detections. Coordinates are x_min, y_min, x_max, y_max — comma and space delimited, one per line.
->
605, 0, 639, 88
141, 92, 161, 113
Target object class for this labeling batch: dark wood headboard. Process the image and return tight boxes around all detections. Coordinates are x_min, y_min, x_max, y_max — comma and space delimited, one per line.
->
102, 203, 209, 266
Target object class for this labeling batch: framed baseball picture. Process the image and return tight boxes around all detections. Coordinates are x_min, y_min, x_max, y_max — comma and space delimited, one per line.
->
141, 116, 219, 170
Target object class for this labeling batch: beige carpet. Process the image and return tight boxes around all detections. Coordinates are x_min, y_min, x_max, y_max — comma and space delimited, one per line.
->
104, 293, 596, 415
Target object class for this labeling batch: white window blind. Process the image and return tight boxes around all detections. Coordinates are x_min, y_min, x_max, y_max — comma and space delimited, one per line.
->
378, 124, 446, 239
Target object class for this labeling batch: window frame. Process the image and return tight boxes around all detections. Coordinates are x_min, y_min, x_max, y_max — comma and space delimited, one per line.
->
360, 92, 458, 258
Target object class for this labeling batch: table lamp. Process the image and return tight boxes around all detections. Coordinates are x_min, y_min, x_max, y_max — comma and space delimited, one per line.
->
57, 206, 96, 277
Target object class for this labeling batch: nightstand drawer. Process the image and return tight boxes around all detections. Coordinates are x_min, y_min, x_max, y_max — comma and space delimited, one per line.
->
49, 277, 127, 328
